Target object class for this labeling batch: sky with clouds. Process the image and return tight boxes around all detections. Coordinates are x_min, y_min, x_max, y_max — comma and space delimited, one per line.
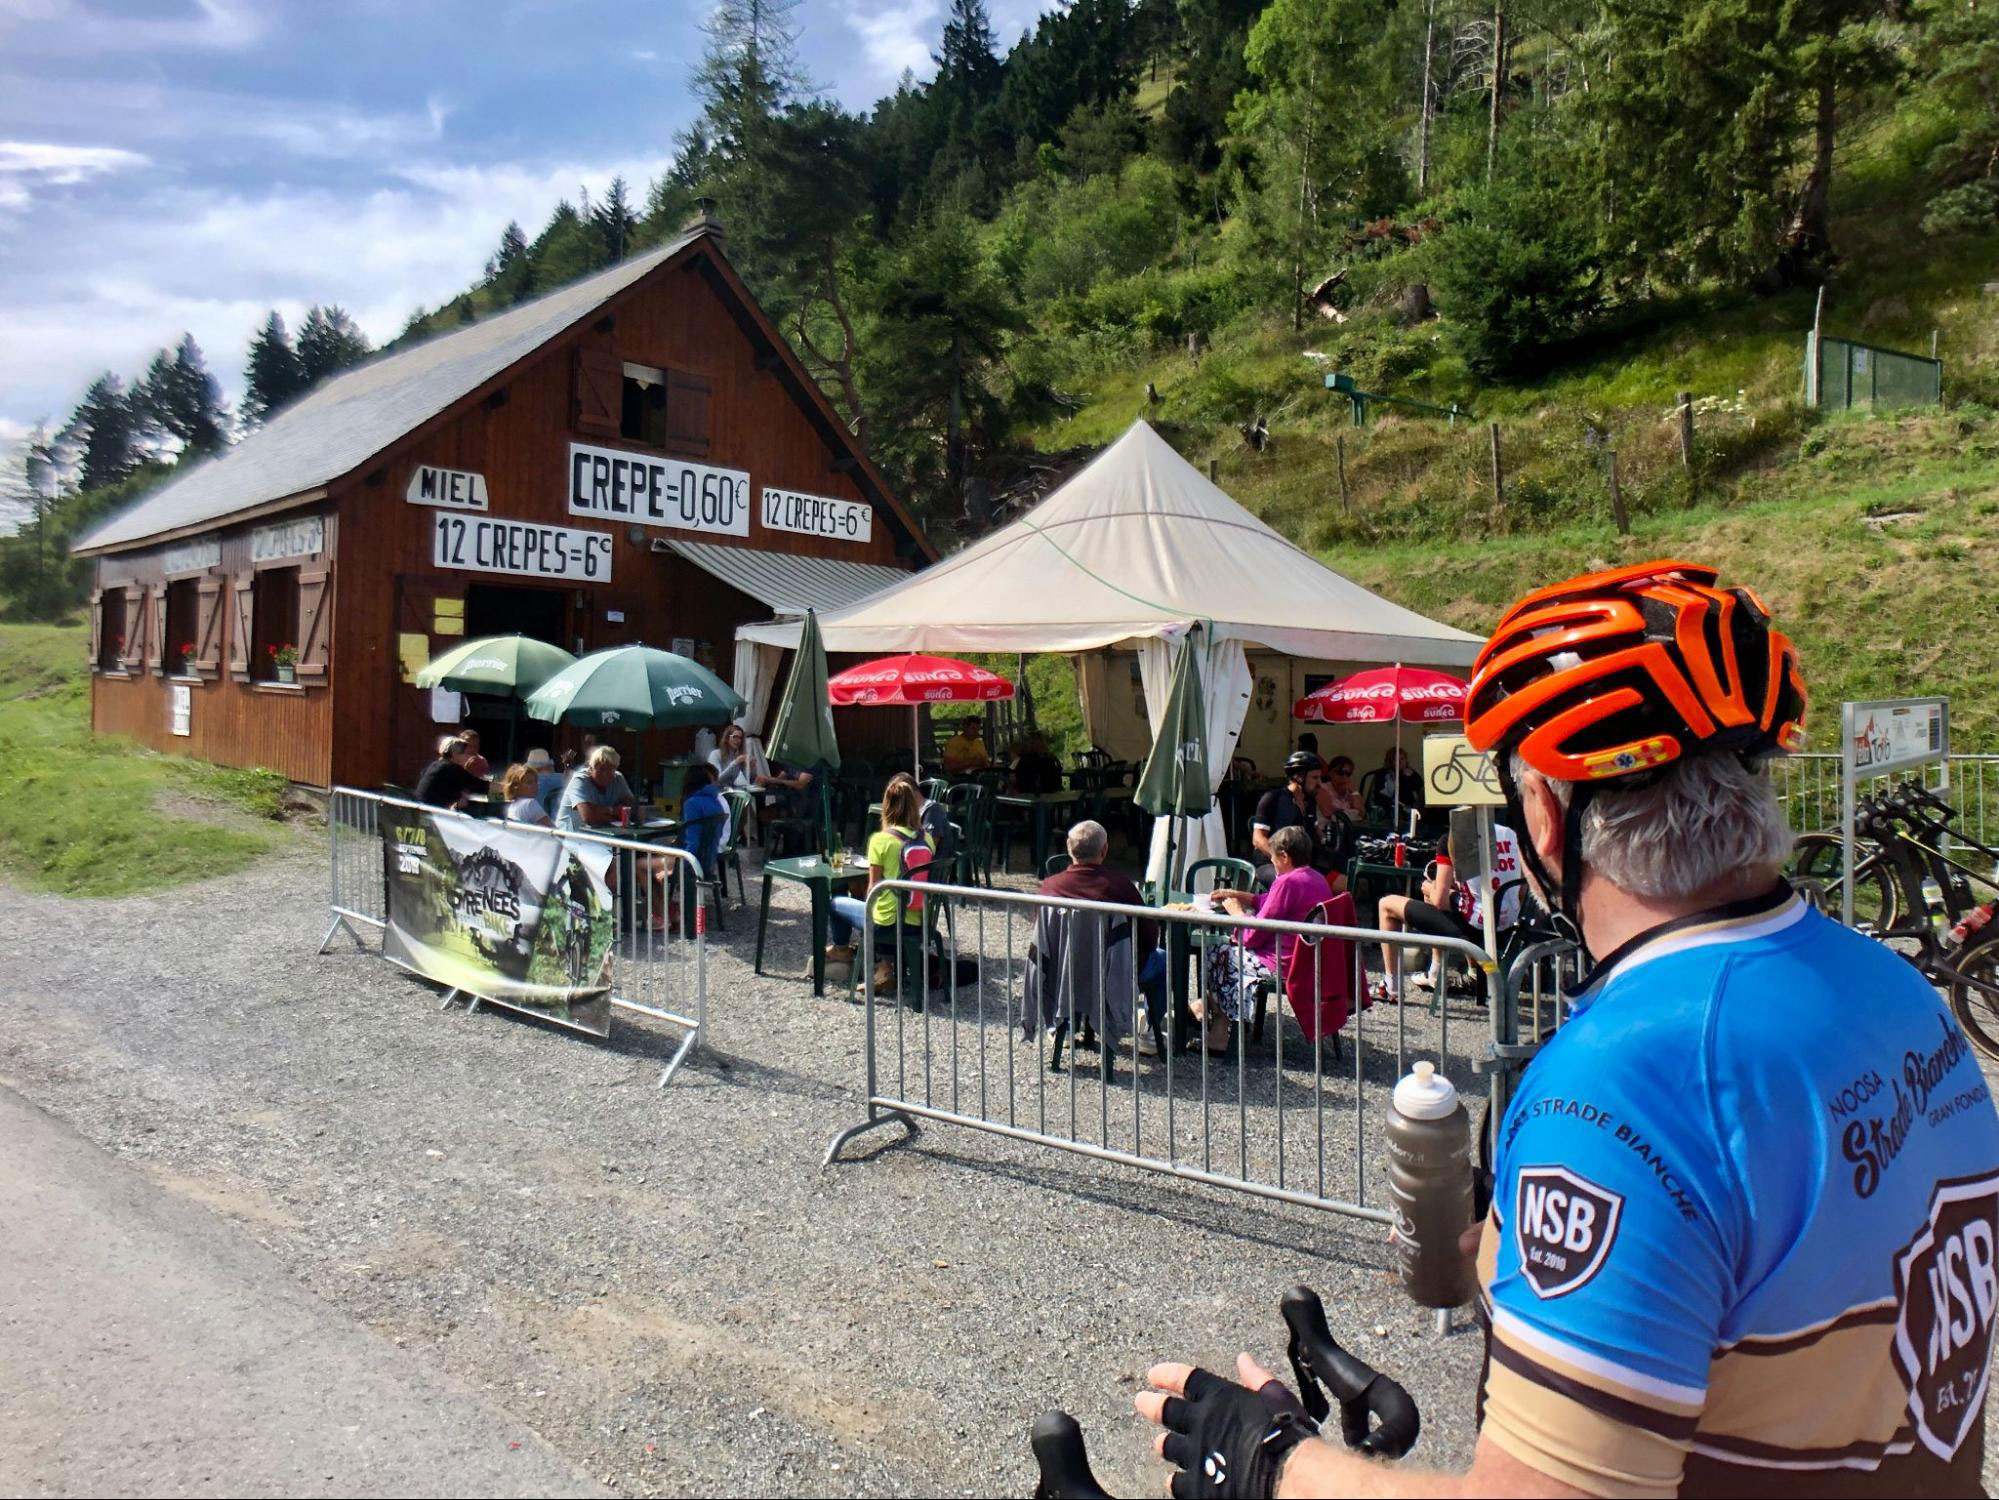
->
0, 0, 1054, 448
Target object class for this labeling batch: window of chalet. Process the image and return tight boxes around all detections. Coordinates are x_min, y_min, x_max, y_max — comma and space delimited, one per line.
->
97, 589, 127, 672
165, 579, 199, 674
252, 566, 301, 682
621, 362, 668, 447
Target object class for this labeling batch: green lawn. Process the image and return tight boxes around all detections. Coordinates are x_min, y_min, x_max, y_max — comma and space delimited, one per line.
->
0, 623, 289, 896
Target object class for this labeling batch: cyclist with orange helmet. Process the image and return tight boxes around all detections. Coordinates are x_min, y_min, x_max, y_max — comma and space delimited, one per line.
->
1135, 562, 1999, 1498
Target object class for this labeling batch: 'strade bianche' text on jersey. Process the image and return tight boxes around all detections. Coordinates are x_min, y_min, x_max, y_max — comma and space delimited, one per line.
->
1477, 883, 1999, 1498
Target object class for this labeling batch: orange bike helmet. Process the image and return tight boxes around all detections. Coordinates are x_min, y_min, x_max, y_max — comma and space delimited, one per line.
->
1464, 560, 1807, 783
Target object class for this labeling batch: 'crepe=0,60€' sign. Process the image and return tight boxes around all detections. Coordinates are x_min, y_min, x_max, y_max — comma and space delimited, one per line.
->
568, 441, 750, 538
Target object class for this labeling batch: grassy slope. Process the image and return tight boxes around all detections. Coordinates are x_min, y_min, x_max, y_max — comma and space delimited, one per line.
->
0, 623, 288, 896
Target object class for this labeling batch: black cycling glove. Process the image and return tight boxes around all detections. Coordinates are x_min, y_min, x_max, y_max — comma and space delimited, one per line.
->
1158, 1367, 1317, 1499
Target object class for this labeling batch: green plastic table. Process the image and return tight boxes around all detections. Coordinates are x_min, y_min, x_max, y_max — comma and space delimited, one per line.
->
994, 790, 1084, 873
755, 853, 870, 996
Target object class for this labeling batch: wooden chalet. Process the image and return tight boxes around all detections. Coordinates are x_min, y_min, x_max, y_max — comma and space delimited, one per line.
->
72, 215, 935, 789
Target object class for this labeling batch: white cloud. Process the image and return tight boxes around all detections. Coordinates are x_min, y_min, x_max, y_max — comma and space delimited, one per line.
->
0, 140, 147, 209
0, 154, 665, 428
0, 0, 266, 55
840, 0, 938, 87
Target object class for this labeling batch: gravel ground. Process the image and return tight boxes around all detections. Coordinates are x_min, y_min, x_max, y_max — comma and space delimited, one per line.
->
3, 821, 1995, 1496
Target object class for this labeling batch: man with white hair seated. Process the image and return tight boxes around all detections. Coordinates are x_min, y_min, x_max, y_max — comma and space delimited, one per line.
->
556, 743, 638, 832
1036, 821, 1169, 1056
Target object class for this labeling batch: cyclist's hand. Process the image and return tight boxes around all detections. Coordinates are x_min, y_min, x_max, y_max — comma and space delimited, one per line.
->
1136, 1353, 1317, 1498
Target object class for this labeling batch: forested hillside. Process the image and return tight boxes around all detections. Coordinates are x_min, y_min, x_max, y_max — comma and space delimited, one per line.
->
6, 0, 1997, 631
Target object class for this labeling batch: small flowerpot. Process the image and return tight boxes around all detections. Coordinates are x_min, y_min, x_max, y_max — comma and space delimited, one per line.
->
276, 664, 296, 685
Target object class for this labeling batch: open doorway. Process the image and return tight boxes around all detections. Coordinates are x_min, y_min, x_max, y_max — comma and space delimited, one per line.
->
461, 583, 570, 766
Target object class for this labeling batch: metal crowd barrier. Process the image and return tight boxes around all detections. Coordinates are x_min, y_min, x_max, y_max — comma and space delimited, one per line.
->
824, 879, 1502, 1227
1773, 752, 1999, 849
319, 787, 709, 1087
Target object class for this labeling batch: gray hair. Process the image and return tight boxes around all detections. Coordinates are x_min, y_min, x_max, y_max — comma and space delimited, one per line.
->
1518, 751, 1793, 901
588, 744, 621, 771
1066, 820, 1109, 863
441, 735, 470, 758
1270, 824, 1314, 866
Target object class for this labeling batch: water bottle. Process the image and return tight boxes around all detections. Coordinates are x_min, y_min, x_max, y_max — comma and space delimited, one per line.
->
1386, 1061, 1476, 1309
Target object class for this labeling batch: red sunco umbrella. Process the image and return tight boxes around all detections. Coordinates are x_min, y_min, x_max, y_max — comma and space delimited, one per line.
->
1293, 665, 1467, 829
827, 653, 1015, 777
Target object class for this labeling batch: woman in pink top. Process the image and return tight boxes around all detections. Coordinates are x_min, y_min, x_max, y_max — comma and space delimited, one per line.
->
1196, 825, 1333, 1053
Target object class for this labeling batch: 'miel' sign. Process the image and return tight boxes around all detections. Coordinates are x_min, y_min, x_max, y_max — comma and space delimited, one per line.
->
406, 465, 489, 511
761, 486, 873, 544
567, 441, 750, 538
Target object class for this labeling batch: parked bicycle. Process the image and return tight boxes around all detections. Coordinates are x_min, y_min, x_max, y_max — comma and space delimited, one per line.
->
1029, 1286, 1418, 1498
1790, 780, 1999, 1056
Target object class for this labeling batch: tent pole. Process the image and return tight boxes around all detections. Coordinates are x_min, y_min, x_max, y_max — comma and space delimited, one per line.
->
1391, 662, 1404, 831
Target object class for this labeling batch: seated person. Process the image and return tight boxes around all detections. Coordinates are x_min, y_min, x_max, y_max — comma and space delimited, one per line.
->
1010, 731, 1065, 794
940, 715, 990, 776
1200, 825, 1334, 1053
1318, 754, 1367, 822
1367, 745, 1425, 826
1374, 820, 1522, 999
556, 744, 637, 832
1039, 820, 1167, 1054
1252, 751, 1345, 890
414, 735, 488, 809
459, 728, 491, 780
499, 762, 552, 827
526, 747, 564, 816
827, 774, 934, 990
1296, 732, 1320, 758
678, 764, 728, 875
709, 723, 770, 792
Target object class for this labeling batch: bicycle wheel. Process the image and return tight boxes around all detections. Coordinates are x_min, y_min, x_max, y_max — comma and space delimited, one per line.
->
1949, 925, 1999, 1061
1790, 832, 1900, 935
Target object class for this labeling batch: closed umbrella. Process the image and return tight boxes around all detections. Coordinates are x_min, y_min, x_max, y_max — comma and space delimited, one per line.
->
525, 644, 745, 731
1293, 663, 1466, 828
766, 609, 841, 849
414, 633, 576, 762
1135, 628, 1212, 895
826, 652, 1014, 778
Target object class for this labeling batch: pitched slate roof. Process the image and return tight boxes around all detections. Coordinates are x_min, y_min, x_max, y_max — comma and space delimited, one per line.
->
76, 232, 701, 553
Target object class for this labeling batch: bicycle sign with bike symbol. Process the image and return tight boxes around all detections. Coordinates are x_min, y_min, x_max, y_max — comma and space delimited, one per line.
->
1421, 733, 1504, 807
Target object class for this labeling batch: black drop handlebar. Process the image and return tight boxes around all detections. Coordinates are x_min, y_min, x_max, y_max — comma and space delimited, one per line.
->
1029, 1286, 1421, 1499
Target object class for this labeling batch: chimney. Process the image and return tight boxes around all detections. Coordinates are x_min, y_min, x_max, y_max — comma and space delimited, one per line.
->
683, 197, 725, 246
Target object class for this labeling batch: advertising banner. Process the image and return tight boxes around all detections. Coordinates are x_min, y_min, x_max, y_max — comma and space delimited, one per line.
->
381, 811, 616, 1035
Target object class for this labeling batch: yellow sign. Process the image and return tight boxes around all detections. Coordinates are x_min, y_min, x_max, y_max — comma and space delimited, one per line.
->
397, 632, 431, 684
432, 597, 465, 637
1422, 733, 1504, 807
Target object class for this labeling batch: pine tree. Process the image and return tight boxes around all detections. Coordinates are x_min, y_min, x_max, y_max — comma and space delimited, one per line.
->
296, 306, 371, 386
139, 334, 229, 456
244, 311, 307, 421
593, 176, 639, 263
68, 375, 139, 493
485, 221, 537, 303
693, 0, 804, 157
529, 200, 598, 286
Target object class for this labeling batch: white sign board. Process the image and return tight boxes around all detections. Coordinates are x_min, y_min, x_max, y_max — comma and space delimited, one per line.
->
405, 465, 490, 511
1422, 733, 1505, 807
567, 441, 751, 538
250, 515, 325, 564
432, 513, 613, 583
162, 536, 220, 575
169, 682, 191, 737
1846, 698, 1947, 775
760, 486, 873, 544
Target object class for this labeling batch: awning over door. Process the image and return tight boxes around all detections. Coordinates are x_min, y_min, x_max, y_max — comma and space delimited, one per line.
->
665, 540, 911, 618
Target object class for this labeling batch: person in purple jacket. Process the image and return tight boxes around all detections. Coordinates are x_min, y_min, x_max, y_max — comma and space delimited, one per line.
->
1196, 825, 1332, 1054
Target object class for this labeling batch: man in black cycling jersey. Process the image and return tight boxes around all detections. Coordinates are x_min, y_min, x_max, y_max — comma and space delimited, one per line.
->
1134, 562, 1999, 1499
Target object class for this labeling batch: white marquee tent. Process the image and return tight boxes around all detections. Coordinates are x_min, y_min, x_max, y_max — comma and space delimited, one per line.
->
736, 419, 1481, 875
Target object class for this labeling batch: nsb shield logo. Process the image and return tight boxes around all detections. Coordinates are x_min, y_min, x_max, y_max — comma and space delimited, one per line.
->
1891, 1174, 1999, 1461
1514, 1166, 1624, 1298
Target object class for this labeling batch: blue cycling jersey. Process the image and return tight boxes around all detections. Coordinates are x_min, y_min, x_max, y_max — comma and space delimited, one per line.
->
1477, 884, 1999, 1498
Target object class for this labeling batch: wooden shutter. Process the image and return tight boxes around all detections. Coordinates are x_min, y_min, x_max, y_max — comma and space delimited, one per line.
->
146, 586, 167, 674
88, 589, 103, 672
120, 584, 145, 670
296, 567, 332, 682
228, 573, 255, 681
573, 348, 622, 437
194, 577, 223, 677
665, 370, 713, 455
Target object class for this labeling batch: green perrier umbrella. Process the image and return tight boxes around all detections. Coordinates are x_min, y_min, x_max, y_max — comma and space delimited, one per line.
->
765, 609, 841, 850
524, 644, 744, 731
414, 634, 577, 762
1135, 626, 1212, 894
414, 634, 576, 695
